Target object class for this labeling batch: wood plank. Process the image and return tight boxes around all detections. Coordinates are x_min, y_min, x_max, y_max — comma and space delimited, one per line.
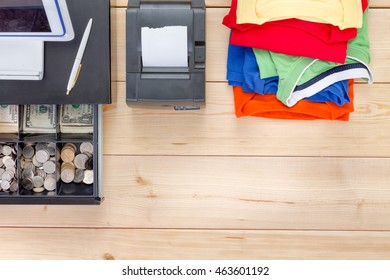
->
111, 8, 390, 83
1, 228, 390, 259
111, 0, 388, 8
1, 156, 390, 230
103, 82, 390, 157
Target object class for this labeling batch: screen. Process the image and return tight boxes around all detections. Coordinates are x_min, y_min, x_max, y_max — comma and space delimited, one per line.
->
0, 0, 51, 32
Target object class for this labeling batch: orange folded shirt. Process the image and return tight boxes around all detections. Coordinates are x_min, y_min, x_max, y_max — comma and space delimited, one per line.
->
233, 80, 354, 120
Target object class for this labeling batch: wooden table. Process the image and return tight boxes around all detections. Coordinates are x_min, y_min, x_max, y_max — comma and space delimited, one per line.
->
1, 0, 390, 259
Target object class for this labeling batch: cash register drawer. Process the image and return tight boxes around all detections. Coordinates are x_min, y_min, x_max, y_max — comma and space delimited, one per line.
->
0, 104, 103, 204
0, 0, 110, 204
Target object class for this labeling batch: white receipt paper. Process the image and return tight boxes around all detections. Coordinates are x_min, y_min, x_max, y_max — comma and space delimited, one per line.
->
141, 26, 188, 67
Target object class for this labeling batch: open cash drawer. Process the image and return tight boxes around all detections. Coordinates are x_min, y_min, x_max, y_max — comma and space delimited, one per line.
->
0, 0, 110, 204
0, 105, 103, 204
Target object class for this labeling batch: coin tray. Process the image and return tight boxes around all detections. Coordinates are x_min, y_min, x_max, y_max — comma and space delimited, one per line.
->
0, 105, 102, 204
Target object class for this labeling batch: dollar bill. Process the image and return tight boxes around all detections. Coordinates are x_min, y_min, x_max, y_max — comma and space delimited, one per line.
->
0, 105, 18, 133
60, 104, 93, 133
23, 105, 57, 133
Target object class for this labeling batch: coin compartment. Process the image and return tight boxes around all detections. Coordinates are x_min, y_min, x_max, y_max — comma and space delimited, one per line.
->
56, 142, 95, 196
0, 142, 19, 196
0, 105, 102, 204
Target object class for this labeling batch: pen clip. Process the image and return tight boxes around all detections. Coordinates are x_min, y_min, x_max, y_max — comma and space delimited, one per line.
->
72, 64, 83, 88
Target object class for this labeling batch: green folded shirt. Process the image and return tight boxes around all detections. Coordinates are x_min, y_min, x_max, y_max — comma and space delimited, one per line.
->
252, 5, 373, 107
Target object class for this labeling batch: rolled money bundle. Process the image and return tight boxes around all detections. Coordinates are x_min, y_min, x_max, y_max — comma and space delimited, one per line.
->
0, 105, 18, 134
23, 105, 57, 133
60, 104, 93, 134
20, 142, 59, 193
0, 143, 18, 193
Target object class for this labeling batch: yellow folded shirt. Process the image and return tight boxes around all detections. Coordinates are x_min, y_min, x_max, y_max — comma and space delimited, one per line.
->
236, 0, 363, 30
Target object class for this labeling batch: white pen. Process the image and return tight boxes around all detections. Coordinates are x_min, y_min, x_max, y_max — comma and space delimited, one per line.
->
66, 18, 93, 95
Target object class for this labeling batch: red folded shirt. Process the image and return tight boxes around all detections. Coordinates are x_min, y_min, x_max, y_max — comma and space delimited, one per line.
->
223, 0, 368, 63
233, 80, 355, 120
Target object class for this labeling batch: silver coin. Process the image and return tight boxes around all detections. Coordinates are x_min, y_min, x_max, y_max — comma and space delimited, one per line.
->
4, 158, 15, 168
36, 169, 47, 179
61, 169, 75, 183
36, 149, 50, 163
22, 169, 34, 179
2, 155, 12, 164
80, 142, 93, 155
2, 145, 12, 156
24, 161, 35, 172
33, 187, 45, 193
74, 153, 89, 170
1, 180, 10, 190
32, 176, 44, 188
47, 143, 56, 156
7, 169, 15, 178
35, 143, 48, 151
82, 152, 93, 158
22, 178, 34, 190
22, 145, 35, 159
44, 177, 57, 191
1, 171, 12, 182
46, 173, 56, 180
43, 160, 56, 174
83, 170, 94, 185
32, 155, 43, 167
0, 168, 5, 177
73, 169, 85, 183
5, 166, 16, 174
9, 181, 18, 192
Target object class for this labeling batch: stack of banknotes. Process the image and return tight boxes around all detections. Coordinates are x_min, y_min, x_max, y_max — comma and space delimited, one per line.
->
0, 104, 93, 134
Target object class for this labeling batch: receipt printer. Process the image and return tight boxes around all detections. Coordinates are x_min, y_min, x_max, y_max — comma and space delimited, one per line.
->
126, 0, 205, 110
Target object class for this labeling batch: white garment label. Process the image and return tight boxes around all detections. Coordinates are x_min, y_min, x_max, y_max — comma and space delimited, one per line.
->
141, 26, 188, 67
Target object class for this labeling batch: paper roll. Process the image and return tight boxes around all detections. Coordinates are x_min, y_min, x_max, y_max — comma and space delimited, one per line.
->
141, 26, 188, 67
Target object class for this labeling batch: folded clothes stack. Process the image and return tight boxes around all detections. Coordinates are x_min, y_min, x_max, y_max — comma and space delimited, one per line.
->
223, 0, 373, 120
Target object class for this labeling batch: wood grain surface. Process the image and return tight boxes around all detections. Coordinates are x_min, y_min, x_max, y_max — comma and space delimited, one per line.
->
103, 83, 390, 157
1, 0, 389, 260
0, 156, 390, 230
1, 229, 390, 260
